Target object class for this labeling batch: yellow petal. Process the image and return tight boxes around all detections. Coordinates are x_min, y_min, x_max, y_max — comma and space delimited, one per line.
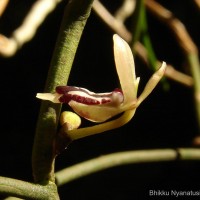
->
36, 93, 61, 103
136, 62, 167, 106
113, 34, 139, 104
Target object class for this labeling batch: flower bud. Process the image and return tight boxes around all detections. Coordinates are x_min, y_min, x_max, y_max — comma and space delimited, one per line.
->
60, 111, 81, 130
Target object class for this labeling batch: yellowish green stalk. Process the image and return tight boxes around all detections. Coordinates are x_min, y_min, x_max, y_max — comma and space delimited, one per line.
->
56, 148, 200, 186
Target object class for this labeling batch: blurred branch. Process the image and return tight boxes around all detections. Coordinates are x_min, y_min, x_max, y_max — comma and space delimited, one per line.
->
93, 0, 193, 87
194, 0, 200, 9
93, 0, 132, 42
0, 0, 62, 57
114, 0, 136, 23
136, 44, 193, 87
0, 0, 9, 16
56, 148, 200, 186
146, 0, 198, 54
146, 0, 200, 133
164, 63, 193, 87
0, 0, 195, 88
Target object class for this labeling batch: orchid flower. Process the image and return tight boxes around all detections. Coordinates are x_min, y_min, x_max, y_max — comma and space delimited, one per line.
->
36, 34, 166, 140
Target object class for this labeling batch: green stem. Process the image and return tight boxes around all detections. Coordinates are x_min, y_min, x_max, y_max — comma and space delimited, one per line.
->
32, 0, 94, 184
140, 3, 157, 70
187, 53, 200, 130
55, 148, 200, 186
0, 177, 57, 200
139, 3, 169, 89
131, 0, 144, 46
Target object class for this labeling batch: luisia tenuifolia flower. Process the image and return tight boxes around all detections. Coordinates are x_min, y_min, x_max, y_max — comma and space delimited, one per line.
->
37, 34, 166, 140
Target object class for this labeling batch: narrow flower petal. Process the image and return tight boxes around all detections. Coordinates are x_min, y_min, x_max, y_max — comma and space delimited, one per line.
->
136, 62, 167, 106
113, 34, 139, 104
36, 93, 61, 103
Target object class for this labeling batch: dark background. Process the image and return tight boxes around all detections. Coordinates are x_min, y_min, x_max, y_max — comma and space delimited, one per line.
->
0, 0, 200, 199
